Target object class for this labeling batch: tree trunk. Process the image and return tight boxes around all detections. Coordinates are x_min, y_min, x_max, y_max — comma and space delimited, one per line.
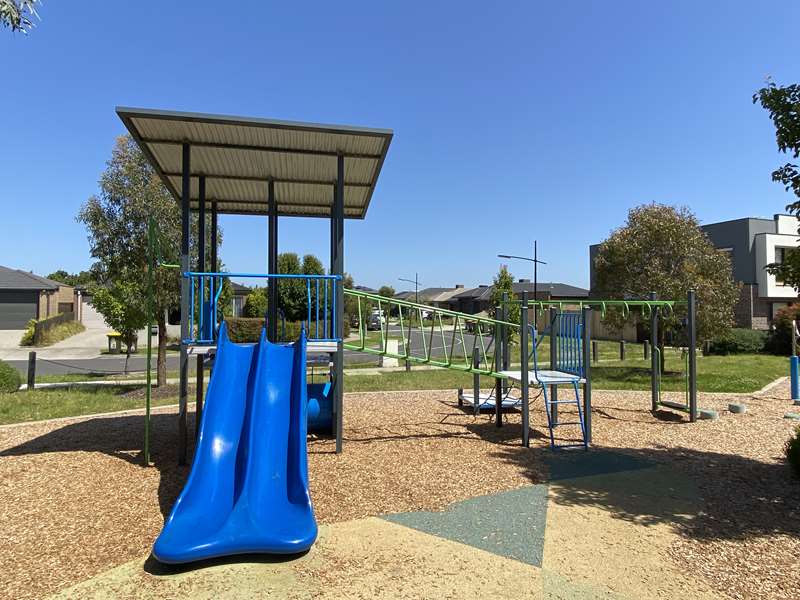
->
157, 311, 167, 387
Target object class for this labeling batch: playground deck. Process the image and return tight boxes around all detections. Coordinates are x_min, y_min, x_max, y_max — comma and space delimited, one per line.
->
0, 384, 798, 599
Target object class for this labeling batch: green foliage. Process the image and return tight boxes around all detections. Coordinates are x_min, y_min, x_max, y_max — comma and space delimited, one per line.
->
378, 285, 395, 298
19, 319, 35, 345
226, 318, 304, 343
754, 80, 800, 292
91, 282, 146, 353
706, 328, 767, 355
490, 265, 521, 325
45, 269, 96, 287
0, 359, 20, 393
593, 203, 739, 344
764, 304, 800, 355
786, 426, 800, 479
0, 0, 39, 32
243, 288, 268, 318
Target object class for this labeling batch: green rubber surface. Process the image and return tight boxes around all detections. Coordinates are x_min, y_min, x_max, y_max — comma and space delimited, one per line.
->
545, 449, 654, 481
382, 484, 549, 566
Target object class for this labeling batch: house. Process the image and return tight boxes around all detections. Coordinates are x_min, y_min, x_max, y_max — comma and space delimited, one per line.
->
588, 213, 800, 331
702, 214, 799, 329
0, 266, 76, 328
230, 282, 251, 318
448, 280, 589, 315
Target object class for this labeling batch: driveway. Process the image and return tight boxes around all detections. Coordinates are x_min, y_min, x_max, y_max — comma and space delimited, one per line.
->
0, 330, 25, 349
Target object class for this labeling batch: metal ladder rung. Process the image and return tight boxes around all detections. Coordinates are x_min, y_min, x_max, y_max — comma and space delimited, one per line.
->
552, 421, 583, 427
549, 399, 582, 405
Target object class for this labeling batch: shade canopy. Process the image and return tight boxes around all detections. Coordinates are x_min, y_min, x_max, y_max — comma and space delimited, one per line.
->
117, 107, 393, 219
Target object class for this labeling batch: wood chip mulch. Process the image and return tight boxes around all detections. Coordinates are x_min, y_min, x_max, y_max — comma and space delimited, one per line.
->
0, 383, 798, 600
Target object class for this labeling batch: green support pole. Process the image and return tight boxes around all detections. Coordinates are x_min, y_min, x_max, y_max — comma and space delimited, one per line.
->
144, 218, 154, 466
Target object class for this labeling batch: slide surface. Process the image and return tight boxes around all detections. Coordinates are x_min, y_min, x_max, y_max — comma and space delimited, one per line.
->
153, 323, 317, 564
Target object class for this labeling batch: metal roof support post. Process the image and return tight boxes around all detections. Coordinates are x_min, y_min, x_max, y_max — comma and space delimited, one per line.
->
549, 306, 558, 425
687, 289, 698, 422
178, 142, 191, 465
333, 154, 345, 453
211, 201, 218, 272
267, 179, 278, 342
501, 292, 509, 394
649, 291, 659, 412
520, 292, 530, 447
196, 176, 206, 441
582, 306, 592, 445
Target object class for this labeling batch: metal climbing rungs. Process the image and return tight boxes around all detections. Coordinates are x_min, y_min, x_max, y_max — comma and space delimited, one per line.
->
542, 380, 588, 450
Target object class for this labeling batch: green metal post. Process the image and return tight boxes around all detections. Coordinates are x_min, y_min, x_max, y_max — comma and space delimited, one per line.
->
144, 218, 154, 466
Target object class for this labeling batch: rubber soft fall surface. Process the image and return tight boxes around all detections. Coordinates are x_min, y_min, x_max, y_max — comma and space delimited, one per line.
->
153, 323, 317, 564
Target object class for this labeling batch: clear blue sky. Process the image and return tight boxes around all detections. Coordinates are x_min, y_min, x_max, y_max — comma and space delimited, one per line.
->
1, 1, 798, 291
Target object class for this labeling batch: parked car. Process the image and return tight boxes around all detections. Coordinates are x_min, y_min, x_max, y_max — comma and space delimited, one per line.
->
367, 313, 384, 331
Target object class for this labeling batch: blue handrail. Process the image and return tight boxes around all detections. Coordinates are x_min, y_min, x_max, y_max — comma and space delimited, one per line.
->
529, 311, 584, 379
182, 271, 342, 345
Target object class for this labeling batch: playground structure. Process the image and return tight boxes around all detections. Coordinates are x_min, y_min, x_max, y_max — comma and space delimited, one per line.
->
121, 105, 700, 563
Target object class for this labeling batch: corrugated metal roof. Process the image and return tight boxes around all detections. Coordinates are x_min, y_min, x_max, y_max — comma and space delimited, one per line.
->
0, 266, 62, 290
117, 107, 393, 219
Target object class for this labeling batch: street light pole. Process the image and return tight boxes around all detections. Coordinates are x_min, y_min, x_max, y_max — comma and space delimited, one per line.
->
398, 273, 419, 303
498, 242, 546, 300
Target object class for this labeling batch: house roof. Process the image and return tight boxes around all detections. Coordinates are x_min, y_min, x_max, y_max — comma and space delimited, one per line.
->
0, 266, 64, 291
230, 281, 251, 294
117, 107, 393, 219
448, 282, 588, 302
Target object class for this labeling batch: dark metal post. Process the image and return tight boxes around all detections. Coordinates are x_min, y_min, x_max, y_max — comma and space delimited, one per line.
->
178, 143, 191, 465
267, 179, 278, 342
619, 340, 625, 361
472, 348, 480, 417
26, 351, 35, 390
644, 340, 649, 360
501, 292, 509, 393
333, 155, 345, 452
549, 306, 558, 424
198, 176, 206, 342
195, 354, 204, 441
582, 306, 592, 445
688, 289, 698, 422
649, 291, 659, 412
520, 291, 530, 447
592, 340, 598, 363
494, 309, 502, 428
210, 201, 218, 272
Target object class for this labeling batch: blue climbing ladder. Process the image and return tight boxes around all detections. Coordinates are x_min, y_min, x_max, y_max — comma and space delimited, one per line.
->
531, 312, 588, 450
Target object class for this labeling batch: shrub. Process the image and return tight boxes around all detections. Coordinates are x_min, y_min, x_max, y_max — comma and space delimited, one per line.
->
19, 319, 36, 346
786, 426, 800, 478
0, 359, 21, 393
765, 304, 800, 355
226, 319, 308, 343
243, 289, 267, 318
706, 328, 767, 355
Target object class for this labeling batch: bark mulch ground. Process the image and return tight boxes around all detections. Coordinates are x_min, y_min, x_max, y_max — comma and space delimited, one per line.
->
0, 384, 798, 600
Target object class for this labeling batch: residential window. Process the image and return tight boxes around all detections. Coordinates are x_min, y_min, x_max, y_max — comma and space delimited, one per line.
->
775, 247, 792, 285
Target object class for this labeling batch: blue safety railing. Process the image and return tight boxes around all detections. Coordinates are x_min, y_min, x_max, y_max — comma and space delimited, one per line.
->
183, 271, 342, 345
529, 311, 584, 379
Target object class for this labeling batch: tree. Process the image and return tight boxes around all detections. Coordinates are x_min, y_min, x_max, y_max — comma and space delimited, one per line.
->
243, 288, 267, 318
46, 270, 96, 287
754, 80, 800, 291
489, 265, 521, 342
78, 136, 221, 386
1, 0, 39, 32
91, 282, 146, 371
378, 285, 395, 298
593, 203, 739, 367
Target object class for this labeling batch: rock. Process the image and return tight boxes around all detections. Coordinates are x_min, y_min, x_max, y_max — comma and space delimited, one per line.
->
784, 412, 800, 420
728, 403, 746, 414
698, 408, 718, 420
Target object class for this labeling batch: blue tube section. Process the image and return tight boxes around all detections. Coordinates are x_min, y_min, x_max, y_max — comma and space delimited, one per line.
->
791, 355, 799, 401
153, 322, 317, 563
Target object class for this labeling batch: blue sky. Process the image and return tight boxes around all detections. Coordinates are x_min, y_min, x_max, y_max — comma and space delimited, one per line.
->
1, 1, 798, 291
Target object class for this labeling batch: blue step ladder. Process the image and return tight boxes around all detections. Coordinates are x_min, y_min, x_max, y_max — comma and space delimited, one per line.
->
531, 312, 588, 450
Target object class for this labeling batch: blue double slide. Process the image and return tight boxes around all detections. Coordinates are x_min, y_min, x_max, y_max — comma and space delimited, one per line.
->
153, 323, 317, 564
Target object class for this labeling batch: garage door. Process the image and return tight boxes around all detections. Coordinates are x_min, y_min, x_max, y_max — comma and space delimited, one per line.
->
0, 291, 38, 329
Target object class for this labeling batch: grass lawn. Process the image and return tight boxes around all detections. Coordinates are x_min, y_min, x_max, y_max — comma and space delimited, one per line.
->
0, 385, 181, 425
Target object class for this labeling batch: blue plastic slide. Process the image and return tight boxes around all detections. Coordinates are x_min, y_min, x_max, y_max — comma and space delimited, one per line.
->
153, 323, 317, 563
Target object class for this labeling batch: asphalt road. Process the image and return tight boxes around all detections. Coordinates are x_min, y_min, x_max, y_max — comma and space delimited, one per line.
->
7, 326, 496, 376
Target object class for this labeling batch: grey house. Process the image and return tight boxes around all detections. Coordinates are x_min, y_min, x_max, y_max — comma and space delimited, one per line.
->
0, 266, 76, 328
589, 214, 800, 330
